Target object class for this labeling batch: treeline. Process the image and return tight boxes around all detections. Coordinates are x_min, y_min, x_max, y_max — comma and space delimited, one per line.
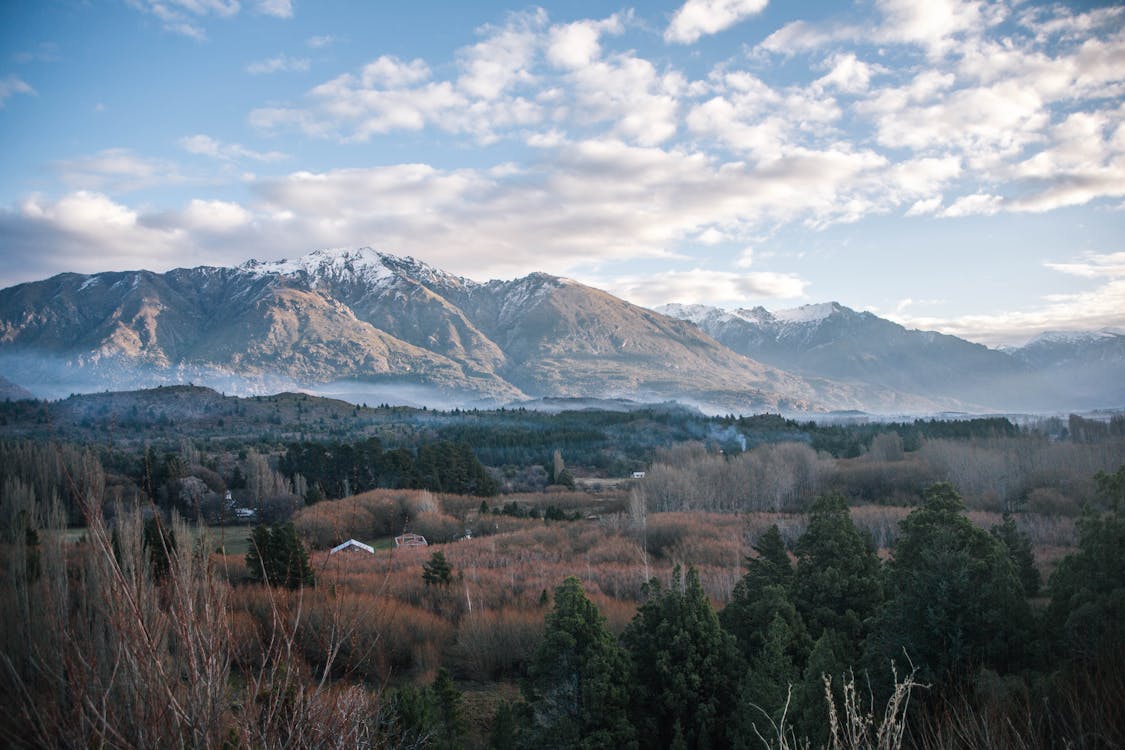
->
640, 431, 1125, 514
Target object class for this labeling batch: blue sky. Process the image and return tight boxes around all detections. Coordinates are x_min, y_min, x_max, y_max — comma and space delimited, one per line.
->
1, 0, 1123, 345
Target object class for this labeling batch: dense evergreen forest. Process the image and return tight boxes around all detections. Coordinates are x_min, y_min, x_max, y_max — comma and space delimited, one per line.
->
1, 386, 1123, 748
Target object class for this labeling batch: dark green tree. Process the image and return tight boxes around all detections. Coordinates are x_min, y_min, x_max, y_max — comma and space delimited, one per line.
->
522, 576, 636, 749
142, 516, 176, 582
866, 483, 1030, 686
1047, 471, 1125, 668
245, 522, 314, 589
423, 550, 453, 587
430, 668, 468, 750
990, 513, 1041, 597
735, 612, 801, 739
792, 494, 882, 653
720, 525, 808, 664
622, 567, 743, 750
791, 628, 851, 747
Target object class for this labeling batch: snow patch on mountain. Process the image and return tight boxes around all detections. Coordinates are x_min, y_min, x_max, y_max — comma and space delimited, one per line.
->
1023, 328, 1125, 347
773, 302, 841, 324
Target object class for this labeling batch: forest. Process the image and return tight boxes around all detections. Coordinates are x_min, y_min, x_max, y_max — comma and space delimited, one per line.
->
0, 388, 1123, 748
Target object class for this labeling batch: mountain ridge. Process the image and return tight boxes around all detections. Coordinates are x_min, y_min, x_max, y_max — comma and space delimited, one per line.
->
1, 248, 1120, 413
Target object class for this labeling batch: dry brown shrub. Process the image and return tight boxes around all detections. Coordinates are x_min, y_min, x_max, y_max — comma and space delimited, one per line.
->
362, 601, 455, 682
411, 511, 465, 543
450, 606, 543, 680
1026, 487, 1080, 516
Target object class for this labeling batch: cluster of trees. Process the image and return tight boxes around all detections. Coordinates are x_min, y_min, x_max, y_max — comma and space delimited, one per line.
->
474, 475, 1124, 748
279, 438, 498, 500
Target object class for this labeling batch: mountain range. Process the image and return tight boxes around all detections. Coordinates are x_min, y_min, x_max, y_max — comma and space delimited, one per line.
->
1, 247, 1121, 414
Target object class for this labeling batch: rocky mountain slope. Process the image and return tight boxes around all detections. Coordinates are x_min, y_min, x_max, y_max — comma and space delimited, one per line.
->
0, 249, 828, 411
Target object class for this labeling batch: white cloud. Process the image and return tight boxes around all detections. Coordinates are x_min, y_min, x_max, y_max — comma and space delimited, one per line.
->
359, 56, 430, 88
247, 54, 310, 75
0, 75, 35, 107
758, 20, 859, 56
603, 268, 807, 307
893, 252, 1125, 345
664, 0, 769, 45
568, 54, 683, 146
813, 53, 881, 94
180, 134, 288, 162
125, 0, 240, 39
255, 0, 292, 19
1007, 108, 1125, 213
251, 17, 548, 144
940, 192, 1002, 217
546, 14, 626, 70
457, 9, 544, 100
180, 198, 253, 232
0, 191, 188, 283
1044, 251, 1125, 280
306, 35, 335, 49
874, 0, 1002, 57
905, 196, 942, 216
53, 148, 183, 192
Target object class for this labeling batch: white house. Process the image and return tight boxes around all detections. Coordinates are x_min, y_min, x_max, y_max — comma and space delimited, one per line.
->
329, 539, 375, 555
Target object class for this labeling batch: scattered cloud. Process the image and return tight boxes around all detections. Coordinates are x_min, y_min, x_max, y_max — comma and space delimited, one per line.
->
247, 54, 310, 75
306, 35, 335, 49
13, 41, 61, 64
125, 0, 239, 40
893, 252, 1125, 345
255, 0, 293, 19
126, 0, 290, 38
603, 268, 807, 307
0, 75, 35, 107
179, 134, 288, 162
664, 0, 769, 45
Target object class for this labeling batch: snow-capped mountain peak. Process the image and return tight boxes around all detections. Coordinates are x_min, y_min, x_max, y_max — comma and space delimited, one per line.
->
773, 301, 842, 324
239, 247, 472, 290
1022, 328, 1124, 348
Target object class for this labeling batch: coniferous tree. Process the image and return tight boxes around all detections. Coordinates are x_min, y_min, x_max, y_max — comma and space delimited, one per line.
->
1046, 472, 1125, 670
522, 576, 636, 749
720, 525, 808, 664
622, 567, 743, 750
791, 628, 850, 746
866, 483, 1029, 686
423, 550, 453, 587
736, 612, 801, 738
245, 522, 314, 589
990, 513, 1041, 597
430, 668, 467, 750
792, 494, 882, 654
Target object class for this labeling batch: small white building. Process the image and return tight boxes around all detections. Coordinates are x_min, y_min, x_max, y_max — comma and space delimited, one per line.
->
329, 539, 375, 555
632, 471, 646, 479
